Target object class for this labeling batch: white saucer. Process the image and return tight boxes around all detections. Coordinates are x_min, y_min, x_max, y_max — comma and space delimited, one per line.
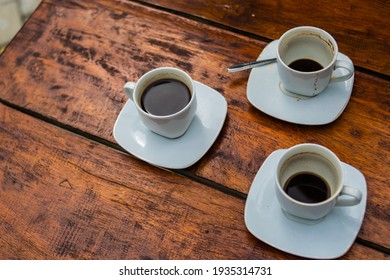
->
244, 149, 367, 259
113, 81, 227, 169
247, 40, 355, 125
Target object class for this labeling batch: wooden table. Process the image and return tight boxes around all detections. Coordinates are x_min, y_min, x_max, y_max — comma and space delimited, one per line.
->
0, 0, 389, 260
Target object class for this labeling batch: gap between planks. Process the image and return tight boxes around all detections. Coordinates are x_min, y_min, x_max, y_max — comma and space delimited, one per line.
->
130, 0, 390, 80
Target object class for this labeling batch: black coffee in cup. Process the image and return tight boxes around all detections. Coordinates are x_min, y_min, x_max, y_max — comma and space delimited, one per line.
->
288, 59, 323, 72
141, 79, 191, 116
284, 172, 331, 203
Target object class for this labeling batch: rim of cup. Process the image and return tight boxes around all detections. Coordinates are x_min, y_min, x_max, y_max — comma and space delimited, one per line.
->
276, 143, 344, 206
277, 26, 339, 75
133, 67, 195, 119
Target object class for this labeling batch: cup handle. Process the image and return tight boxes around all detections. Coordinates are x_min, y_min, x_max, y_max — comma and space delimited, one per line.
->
335, 185, 362, 207
123, 82, 136, 101
329, 60, 354, 84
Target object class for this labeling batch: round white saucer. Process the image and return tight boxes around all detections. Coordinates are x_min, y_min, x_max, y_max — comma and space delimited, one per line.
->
247, 40, 355, 125
244, 149, 367, 259
113, 81, 227, 169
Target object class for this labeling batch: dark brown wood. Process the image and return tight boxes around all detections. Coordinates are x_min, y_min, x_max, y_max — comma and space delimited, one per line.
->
138, 0, 390, 75
0, 104, 280, 259
3, 103, 386, 260
0, 0, 388, 259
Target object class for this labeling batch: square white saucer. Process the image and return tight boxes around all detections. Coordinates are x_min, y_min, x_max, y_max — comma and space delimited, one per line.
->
247, 40, 355, 125
245, 149, 367, 259
113, 81, 227, 169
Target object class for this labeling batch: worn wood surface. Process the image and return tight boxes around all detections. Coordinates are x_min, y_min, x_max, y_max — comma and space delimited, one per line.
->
0, 104, 285, 259
3, 103, 386, 260
138, 0, 390, 75
0, 0, 389, 259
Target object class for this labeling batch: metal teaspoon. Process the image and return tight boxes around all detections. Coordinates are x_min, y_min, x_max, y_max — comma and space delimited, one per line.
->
227, 58, 277, 72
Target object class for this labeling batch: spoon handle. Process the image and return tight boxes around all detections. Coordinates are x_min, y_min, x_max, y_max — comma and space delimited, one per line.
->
227, 58, 277, 72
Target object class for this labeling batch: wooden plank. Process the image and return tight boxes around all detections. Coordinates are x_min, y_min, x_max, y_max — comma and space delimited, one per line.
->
0, 0, 389, 250
2, 103, 386, 259
0, 103, 277, 259
137, 0, 390, 75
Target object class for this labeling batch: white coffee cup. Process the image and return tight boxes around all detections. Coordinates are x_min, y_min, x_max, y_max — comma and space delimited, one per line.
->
277, 26, 354, 97
275, 143, 362, 221
123, 67, 197, 138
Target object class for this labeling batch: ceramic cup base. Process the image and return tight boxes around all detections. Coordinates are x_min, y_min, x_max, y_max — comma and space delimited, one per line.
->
278, 81, 312, 100
282, 210, 326, 225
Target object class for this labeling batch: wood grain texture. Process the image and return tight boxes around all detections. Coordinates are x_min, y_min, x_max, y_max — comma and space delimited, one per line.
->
0, 0, 389, 255
138, 0, 390, 75
3, 103, 386, 260
0, 104, 281, 259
